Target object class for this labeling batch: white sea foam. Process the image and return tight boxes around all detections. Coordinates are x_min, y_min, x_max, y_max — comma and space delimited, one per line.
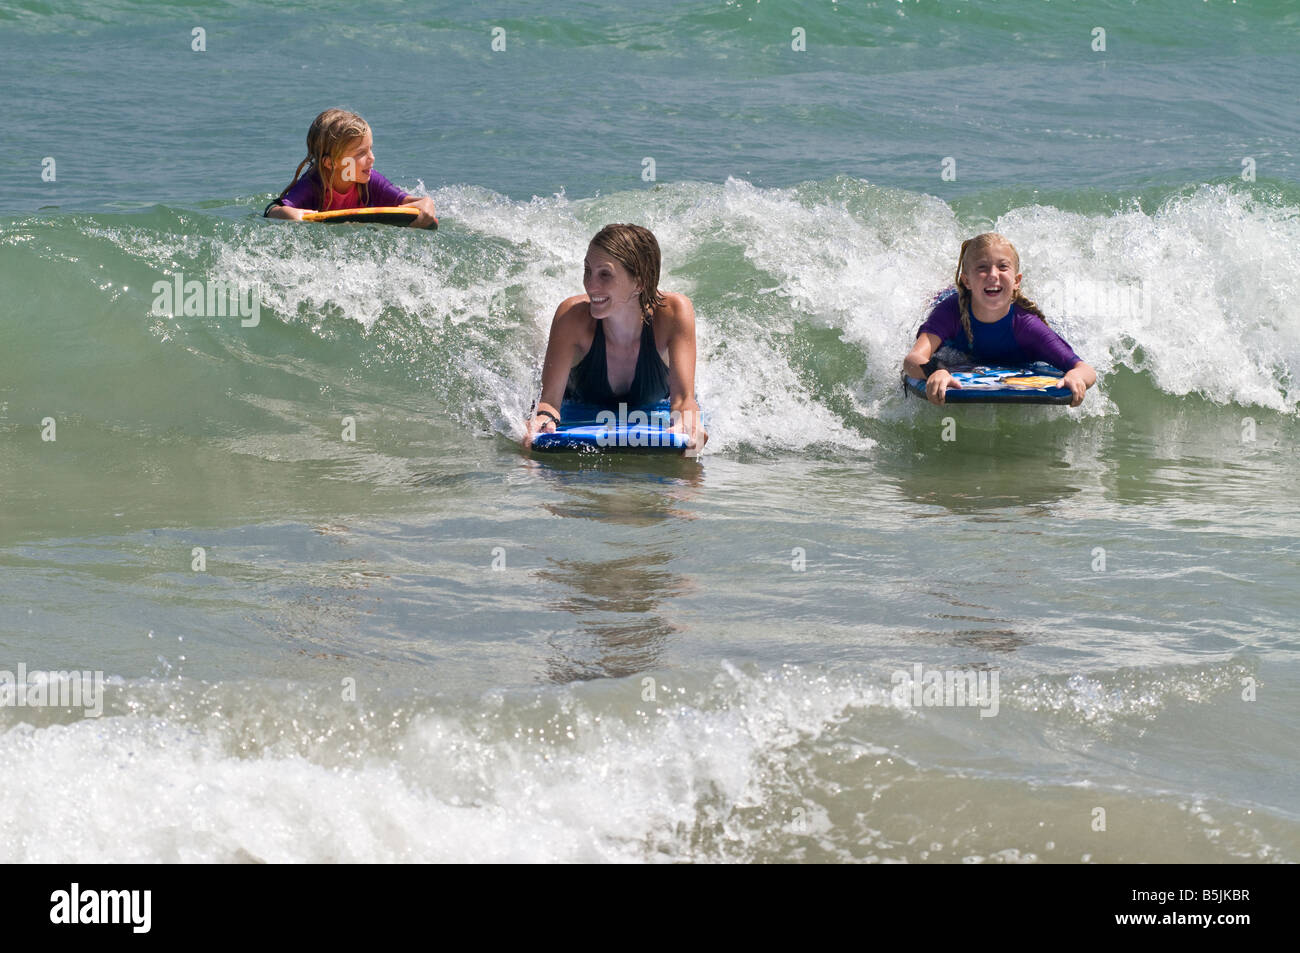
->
0, 664, 884, 863
997, 186, 1300, 412
93, 180, 1300, 463
1, 658, 1285, 863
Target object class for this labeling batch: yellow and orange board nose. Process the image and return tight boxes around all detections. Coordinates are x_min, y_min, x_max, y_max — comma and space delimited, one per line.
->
301, 207, 437, 229
1000, 376, 1063, 388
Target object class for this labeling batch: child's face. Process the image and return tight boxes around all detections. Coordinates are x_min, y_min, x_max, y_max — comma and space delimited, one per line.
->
323, 132, 374, 191
960, 243, 1022, 319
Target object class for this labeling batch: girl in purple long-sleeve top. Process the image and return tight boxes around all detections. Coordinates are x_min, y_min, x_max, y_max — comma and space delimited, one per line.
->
903, 233, 1098, 406
264, 108, 437, 228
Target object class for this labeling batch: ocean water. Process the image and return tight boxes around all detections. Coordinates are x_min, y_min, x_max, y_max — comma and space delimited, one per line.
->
1, 0, 1298, 863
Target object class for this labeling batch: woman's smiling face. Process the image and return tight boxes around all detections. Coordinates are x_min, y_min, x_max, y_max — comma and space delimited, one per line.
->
584, 245, 641, 319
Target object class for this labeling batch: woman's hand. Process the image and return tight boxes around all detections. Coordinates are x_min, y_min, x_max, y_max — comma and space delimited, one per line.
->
1061, 362, 1097, 407
669, 406, 708, 454
404, 196, 438, 229
522, 411, 557, 449
925, 369, 961, 405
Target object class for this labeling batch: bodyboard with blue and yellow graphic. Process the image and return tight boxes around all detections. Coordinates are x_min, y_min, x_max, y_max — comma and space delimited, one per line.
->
903, 362, 1073, 404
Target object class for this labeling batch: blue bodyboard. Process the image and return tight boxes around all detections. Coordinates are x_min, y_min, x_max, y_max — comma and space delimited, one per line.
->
530, 400, 691, 453
903, 362, 1072, 405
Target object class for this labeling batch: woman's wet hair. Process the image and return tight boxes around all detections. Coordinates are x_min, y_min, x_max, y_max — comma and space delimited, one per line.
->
589, 223, 665, 322
954, 232, 1049, 348
277, 108, 372, 211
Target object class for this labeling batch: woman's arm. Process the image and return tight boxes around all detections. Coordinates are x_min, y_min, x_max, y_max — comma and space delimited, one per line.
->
662, 293, 707, 451
522, 296, 586, 447
903, 332, 960, 405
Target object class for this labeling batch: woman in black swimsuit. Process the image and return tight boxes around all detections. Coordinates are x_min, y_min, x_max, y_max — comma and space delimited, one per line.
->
523, 224, 707, 451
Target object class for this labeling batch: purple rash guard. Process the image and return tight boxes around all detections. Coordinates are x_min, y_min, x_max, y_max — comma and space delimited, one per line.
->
272, 170, 409, 212
917, 289, 1082, 371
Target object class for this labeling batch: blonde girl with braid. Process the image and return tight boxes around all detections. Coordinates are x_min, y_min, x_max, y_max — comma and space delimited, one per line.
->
265, 109, 436, 227
903, 233, 1096, 406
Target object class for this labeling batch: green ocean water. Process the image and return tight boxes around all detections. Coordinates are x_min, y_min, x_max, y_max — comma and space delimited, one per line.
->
1, 0, 1298, 863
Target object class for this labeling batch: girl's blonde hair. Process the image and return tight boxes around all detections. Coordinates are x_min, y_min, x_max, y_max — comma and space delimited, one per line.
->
954, 233, 1049, 349
277, 108, 371, 211
589, 223, 665, 323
